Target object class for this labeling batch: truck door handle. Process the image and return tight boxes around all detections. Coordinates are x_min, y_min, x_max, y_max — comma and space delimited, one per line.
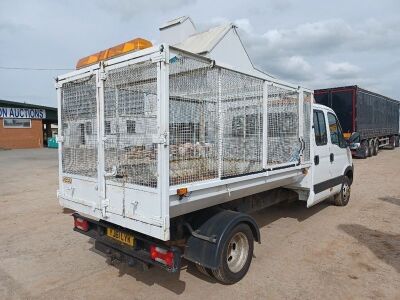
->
330, 153, 334, 162
314, 155, 319, 165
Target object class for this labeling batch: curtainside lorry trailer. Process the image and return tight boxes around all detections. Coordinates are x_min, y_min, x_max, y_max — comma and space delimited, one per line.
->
314, 86, 400, 158
56, 19, 354, 284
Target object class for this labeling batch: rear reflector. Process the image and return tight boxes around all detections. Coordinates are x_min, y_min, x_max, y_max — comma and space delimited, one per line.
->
74, 217, 89, 232
150, 245, 174, 267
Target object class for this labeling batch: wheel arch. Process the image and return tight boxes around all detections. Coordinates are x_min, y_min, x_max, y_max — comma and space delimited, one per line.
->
183, 209, 260, 269
344, 165, 354, 185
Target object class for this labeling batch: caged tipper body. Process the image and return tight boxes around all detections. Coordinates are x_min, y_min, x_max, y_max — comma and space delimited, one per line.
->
56, 17, 353, 284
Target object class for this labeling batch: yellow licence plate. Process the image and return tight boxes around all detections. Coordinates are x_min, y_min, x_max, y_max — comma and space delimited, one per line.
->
106, 228, 135, 247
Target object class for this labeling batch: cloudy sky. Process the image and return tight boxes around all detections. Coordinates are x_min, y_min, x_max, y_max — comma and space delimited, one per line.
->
1, 0, 399, 107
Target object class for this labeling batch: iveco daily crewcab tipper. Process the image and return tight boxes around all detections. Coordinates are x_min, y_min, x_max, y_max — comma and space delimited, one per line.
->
56, 18, 353, 284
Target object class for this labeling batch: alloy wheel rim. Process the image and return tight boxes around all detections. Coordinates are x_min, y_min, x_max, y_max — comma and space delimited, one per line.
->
226, 232, 249, 273
342, 183, 350, 202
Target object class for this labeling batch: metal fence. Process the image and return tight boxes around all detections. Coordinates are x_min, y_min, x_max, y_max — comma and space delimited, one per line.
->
168, 53, 304, 185
169, 55, 219, 185
220, 69, 263, 178
303, 91, 312, 163
104, 61, 158, 187
60, 51, 310, 188
267, 85, 300, 166
61, 75, 98, 177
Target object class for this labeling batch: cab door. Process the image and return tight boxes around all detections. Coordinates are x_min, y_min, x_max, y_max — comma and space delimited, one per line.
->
309, 109, 332, 206
327, 111, 350, 194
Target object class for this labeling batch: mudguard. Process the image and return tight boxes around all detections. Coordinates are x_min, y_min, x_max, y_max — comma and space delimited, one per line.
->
183, 208, 260, 269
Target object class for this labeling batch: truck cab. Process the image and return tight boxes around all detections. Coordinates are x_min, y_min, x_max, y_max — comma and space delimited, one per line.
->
308, 104, 353, 207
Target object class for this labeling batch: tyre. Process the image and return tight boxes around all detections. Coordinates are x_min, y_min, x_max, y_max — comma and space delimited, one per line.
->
195, 263, 214, 278
372, 139, 378, 156
359, 140, 369, 159
333, 176, 351, 206
368, 140, 373, 157
212, 223, 254, 284
395, 136, 399, 148
388, 136, 396, 149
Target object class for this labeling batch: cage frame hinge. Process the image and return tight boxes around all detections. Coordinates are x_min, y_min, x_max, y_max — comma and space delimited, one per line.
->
151, 53, 167, 63
54, 81, 62, 89
101, 198, 110, 218
152, 131, 169, 146
99, 71, 107, 81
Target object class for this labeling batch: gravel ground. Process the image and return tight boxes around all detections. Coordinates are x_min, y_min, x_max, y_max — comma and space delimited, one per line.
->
0, 148, 399, 299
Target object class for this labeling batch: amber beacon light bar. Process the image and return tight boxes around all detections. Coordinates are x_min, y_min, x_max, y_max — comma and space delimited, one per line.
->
76, 38, 153, 69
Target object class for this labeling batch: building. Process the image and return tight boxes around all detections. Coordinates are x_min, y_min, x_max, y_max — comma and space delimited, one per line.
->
0, 99, 57, 149
159, 16, 274, 79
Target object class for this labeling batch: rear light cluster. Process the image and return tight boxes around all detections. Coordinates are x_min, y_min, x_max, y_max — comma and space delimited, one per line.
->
150, 245, 174, 267
74, 216, 89, 232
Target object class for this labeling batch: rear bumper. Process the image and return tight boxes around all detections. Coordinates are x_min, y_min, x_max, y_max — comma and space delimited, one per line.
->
72, 213, 181, 272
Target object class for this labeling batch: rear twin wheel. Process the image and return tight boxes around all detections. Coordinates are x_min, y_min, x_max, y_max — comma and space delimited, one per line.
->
372, 140, 379, 156
360, 140, 369, 158
395, 136, 400, 148
196, 223, 254, 284
368, 141, 374, 157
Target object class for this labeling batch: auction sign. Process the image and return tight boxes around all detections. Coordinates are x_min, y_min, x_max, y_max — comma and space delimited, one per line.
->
0, 107, 46, 119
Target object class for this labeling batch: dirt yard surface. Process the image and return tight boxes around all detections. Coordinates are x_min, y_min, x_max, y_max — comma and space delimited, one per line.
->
0, 148, 399, 299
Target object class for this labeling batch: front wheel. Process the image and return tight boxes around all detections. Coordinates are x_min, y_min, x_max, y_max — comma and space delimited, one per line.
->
212, 223, 254, 284
333, 176, 351, 206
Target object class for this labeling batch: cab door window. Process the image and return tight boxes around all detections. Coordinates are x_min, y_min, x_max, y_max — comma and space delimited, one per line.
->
327, 112, 346, 148
313, 110, 327, 146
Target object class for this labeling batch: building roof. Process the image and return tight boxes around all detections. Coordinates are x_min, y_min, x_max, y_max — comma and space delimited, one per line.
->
174, 23, 233, 54
160, 16, 195, 30
0, 99, 56, 111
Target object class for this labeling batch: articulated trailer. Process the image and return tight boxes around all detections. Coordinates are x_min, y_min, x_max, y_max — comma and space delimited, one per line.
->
56, 20, 353, 284
314, 86, 400, 158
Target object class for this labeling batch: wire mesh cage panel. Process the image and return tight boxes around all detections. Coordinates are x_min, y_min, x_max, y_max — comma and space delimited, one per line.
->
61, 75, 98, 177
220, 69, 263, 178
267, 85, 300, 166
169, 55, 219, 185
303, 91, 312, 163
104, 61, 158, 187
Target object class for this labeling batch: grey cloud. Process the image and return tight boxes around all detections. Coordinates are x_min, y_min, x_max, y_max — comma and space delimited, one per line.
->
95, 0, 197, 20
325, 61, 361, 79
238, 18, 400, 60
0, 21, 29, 34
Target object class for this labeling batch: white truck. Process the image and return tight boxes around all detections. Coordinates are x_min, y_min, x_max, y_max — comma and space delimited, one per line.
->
56, 18, 353, 284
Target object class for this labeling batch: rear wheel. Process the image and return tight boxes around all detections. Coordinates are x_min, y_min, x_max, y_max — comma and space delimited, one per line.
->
388, 136, 396, 149
212, 223, 254, 284
368, 140, 373, 157
372, 139, 379, 156
359, 140, 369, 159
395, 136, 399, 148
333, 176, 351, 206
195, 263, 214, 278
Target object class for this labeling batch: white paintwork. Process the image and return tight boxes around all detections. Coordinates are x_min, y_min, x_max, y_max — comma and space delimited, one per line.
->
308, 108, 334, 205
174, 24, 230, 54
306, 104, 353, 207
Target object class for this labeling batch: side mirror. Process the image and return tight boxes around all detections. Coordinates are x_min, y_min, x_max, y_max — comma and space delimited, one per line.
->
348, 132, 360, 143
